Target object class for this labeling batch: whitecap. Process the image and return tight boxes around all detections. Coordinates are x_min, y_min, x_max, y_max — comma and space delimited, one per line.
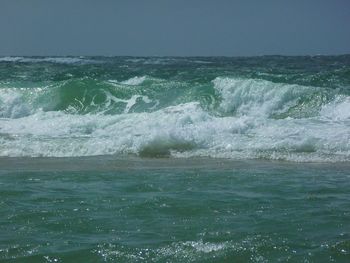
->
121, 76, 147, 86
0, 77, 349, 162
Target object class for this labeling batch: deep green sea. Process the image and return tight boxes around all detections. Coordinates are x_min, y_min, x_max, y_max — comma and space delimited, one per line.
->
0, 56, 349, 262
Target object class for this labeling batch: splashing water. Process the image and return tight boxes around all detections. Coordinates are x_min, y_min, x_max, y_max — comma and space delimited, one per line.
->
0, 56, 349, 161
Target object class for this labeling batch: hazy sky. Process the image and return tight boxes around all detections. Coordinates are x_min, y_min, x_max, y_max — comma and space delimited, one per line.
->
1, 0, 350, 56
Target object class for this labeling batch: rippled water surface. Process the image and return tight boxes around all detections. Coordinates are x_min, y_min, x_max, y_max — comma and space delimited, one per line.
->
0, 157, 350, 262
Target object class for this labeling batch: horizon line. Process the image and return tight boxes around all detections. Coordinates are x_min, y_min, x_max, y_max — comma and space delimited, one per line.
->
1, 53, 350, 58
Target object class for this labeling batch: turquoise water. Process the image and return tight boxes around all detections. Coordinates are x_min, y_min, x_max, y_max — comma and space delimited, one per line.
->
1, 158, 350, 262
0, 56, 350, 262
0, 56, 349, 161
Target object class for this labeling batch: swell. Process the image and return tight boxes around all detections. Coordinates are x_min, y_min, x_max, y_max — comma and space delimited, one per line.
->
0, 76, 346, 118
0, 76, 216, 117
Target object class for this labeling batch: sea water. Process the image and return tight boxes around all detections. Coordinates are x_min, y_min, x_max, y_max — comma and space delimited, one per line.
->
0, 56, 349, 262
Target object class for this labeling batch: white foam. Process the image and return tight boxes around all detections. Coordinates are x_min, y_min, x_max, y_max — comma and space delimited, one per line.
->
0, 77, 349, 161
0, 89, 31, 118
0, 97, 349, 161
213, 77, 314, 117
0, 57, 24, 62
0, 56, 96, 64
121, 76, 147, 86
103, 90, 155, 113
95, 240, 232, 262
320, 96, 350, 121
107, 76, 147, 87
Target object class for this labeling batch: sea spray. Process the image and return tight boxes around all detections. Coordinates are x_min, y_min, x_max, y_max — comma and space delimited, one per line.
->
0, 56, 349, 161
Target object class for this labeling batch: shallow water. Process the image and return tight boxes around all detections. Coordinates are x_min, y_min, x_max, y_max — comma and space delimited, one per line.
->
1, 56, 349, 262
1, 157, 350, 262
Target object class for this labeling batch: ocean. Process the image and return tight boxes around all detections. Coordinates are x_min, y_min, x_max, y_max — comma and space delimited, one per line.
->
0, 56, 349, 262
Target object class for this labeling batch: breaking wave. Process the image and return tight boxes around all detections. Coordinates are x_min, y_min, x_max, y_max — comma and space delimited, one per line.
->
0, 75, 349, 161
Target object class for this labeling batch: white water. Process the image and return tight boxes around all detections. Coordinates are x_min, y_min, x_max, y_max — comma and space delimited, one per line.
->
0, 77, 349, 161
0, 56, 96, 64
107, 76, 148, 86
121, 76, 147, 85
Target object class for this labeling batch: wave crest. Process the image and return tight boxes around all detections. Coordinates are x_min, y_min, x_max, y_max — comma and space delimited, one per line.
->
0, 77, 349, 161
213, 77, 331, 118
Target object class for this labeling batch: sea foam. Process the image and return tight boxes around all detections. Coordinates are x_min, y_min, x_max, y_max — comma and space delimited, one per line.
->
0, 76, 349, 161
0, 56, 96, 64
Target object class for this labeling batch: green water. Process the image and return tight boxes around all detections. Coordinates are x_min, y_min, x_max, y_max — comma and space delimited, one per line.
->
0, 56, 350, 262
1, 56, 350, 161
0, 157, 349, 262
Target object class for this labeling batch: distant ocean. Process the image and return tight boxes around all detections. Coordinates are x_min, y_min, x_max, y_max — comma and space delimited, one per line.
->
0, 56, 349, 262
